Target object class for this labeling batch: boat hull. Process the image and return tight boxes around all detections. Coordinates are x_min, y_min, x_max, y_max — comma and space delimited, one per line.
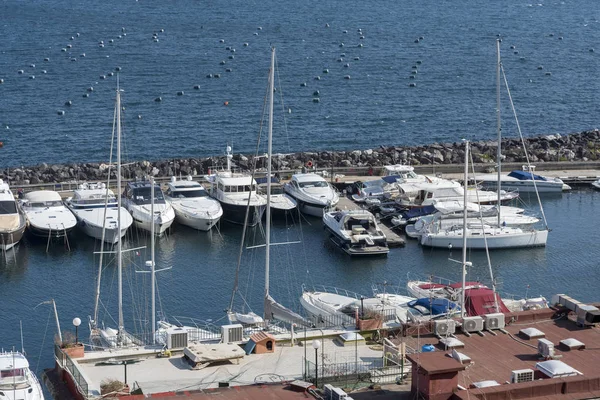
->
0, 224, 26, 251
478, 180, 567, 193
174, 210, 221, 231
324, 225, 389, 256
420, 229, 548, 249
27, 222, 75, 239
219, 202, 266, 226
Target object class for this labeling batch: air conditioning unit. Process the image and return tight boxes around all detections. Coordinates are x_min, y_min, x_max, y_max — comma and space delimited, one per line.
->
538, 338, 555, 358
484, 313, 505, 330
332, 387, 348, 400
434, 319, 456, 336
166, 328, 188, 349
462, 316, 484, 333
511, 369, 534, 383
324, 384, 335, 399
576, 305, 600, 326
554, 294, 581, 312
221, 324, 243, 343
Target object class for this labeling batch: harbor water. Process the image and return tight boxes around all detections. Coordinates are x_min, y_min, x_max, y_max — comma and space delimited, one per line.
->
1, 0, 600, 397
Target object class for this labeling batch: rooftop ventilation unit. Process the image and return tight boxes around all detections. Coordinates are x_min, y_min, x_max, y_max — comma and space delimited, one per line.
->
551, 294, 582, 312
576, 305, 600, 326
462, 316, 484, 333
166, 328, 188, 349
434, 319, 456, 336
484, 313, 505, 330
221, 324, 243, 343
511, 369, 534, 383
538, 338, 555, 358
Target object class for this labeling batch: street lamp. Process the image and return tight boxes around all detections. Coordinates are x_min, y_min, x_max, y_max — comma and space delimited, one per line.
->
73, 317, 81, 344
312, 339, 321, 388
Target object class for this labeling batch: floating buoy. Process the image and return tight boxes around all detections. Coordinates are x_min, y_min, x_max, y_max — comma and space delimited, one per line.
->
549, 33, 554, 37
177, 91, 184, 96
80, 53, 85, 57
253, 32, 258, 36
412, 65, 418, 69
230, 48, 235, 53
315, 76, 321, 80
42, 70, 47, 74
340, 53, 346, 57
243, 42, 249, 47
344, 63, 350, 68
343, 30, 348, 34
193, 85, 200, 89
214, 73, 221, 78
100, 75, 106, 79
0, 79, 3, 84
99, 44, 104, 48
117, 35, 122, 39
17, 70, 24, 74
360, 36, 365, 40
29, 75, 35, 79
288, 108, 291, 113
545, 72, 552, 76
414, 39, 419, 43
323, 69, 329, 73
220, 60, 226, 65
325, 23, 330, 28
558, 36, 563, 40
99, 40, 104, 44
108, 72, 114, 76
87, 87, 94, 92
537, 65, 543, 70
0, 142, 3, 147
306, 160, 314, 167
514, 51, 519, 54
419, 36, 424, 40
300, 82, 307, 87
312, 98, 320, 103
510, 45, 515, 49
225, 68, 232, 72
409, 75, 415, 79
160, 28, 164, 33
155, 97, 162, 102
226, 46, 231, 50
354, 57, 360, 61
67, 44, 72, 48
207, 74, 213, 78
357, 43, 363, 47
411, 70, 417, 75
62, 47, 67, 51
409, 83, 416, 87
590, 48, 595, 52
76, 32, 80, 37
57, 110, 65, 115
228, 55, 234, 59
115, 66, 122, 71
344, 75, 351, 79
65, 100, 72, 106
416, 60, 422, 64
138, 115, 142, 119
224, 101, 229, 106
44, 57, 50, 61
153, 38, 159, 42
519, 57, 525, 61
313, 90, 320, 96
219, 39, 225, 43
71, 58, 77, 62
257, 26, 262, 30
339, 42, 344, 47
109, 39, 114, 43
83, 93, 89, 98
30, 64, 35, 68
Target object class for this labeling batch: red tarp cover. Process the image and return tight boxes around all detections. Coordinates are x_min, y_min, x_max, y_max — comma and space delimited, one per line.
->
464, 288, 510, 316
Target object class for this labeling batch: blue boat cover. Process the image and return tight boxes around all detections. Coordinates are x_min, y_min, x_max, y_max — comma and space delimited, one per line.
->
402, 205, 437, 219
408, 298, 459, 315
255, 176, 280, 184
508, 170, 548, 181
381, 175, 400, 184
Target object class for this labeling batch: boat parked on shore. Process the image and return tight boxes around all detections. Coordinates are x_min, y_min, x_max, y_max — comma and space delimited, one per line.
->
164, 176, 222, 231
0, 179, 26, 251
20, 190, 77, 239
284, 173, 339, 217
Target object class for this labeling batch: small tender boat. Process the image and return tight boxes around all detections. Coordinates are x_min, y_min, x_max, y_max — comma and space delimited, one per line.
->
164, 176, 222, 231
65, 182, 133, 243
0, 180, 26, 250
323, 209, 389, 256
20, 190, 77, 238
123, 180, 176, 235
0, 350, 45, 400
284, 173, 339, 217
475, 165, 571, 193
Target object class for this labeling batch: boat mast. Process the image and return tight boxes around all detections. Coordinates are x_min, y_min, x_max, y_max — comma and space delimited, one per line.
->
264, 46, 275, 310
460, 140, 469, 319
496, 39, 502, 225
150, 177, 156, 344
116, 87, 124, 344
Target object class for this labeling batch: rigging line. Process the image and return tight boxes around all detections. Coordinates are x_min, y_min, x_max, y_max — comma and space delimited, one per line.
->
35, 306, 53, 375
500, 65, 549, 230
274, 54, 293, 154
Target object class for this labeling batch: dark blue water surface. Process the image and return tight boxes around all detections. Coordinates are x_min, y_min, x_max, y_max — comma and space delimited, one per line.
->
1, 1, 600, 398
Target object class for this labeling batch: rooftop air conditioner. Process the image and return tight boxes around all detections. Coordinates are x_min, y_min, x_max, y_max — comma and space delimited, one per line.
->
221, 324, 243, 343
332, 387, 348, 400
511, 369, 534, 383
576, 305, 600, 326
462, 316, 484, 333
484, 313, 505, 330
554, 294, 581, 312
324, 384, 335, 399
434, 319, 456, 336
538, 338, 555, 358
166, 328, 188, 349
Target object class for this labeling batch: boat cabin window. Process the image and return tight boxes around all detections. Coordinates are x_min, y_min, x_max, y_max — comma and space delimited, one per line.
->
225, 185, 254, 193
168, 189, 207, 198
130, 186, 166, 205
299, 181, 327, 188
28, 200, 63, 207
258, 184, 284, 195
0, 367, 25, 379
0, 200, 17, 214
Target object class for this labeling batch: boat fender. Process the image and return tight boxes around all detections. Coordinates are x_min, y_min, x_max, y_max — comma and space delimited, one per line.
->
306, 160, 313, 168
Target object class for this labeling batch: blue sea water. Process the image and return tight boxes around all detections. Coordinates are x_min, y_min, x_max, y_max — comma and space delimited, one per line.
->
1, 1, 600, 398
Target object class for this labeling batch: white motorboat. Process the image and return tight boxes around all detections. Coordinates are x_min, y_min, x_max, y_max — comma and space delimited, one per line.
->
395, 182, 518, 208
65, 183, 133, 243
474, 165, 571, 193
323, 209, 389, 256
208, 147, 267, 226
123, 180, 175, 235
256, 177, 297, 216
0, 180, 26, 251
20, 190, 77, 239
0, 350, 44, 400
164, 176, 222, 231
592, 178, 600, 190
283, 173, 339, 217
404, 200, 540, 239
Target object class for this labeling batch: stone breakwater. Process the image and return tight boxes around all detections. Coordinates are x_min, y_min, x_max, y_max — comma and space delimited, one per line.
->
3, 130, 600, 185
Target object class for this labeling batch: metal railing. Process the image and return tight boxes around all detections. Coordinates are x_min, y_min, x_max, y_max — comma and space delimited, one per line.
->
303, 357, 409, 388
54, 345, 89, 398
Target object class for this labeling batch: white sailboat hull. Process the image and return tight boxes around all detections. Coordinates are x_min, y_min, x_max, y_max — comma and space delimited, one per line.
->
421, 228, 548, 249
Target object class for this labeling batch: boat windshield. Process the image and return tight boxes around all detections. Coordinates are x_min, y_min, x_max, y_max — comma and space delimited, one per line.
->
170, 189, 208, 198
131, 186, 166, 205
27, 200, 63, 208
0, 200, 17, 215
0, 367, 26, 384
258, 184, 284, 195
299, 181, 328, 188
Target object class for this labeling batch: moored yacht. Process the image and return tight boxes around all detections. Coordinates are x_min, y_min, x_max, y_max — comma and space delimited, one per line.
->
65, 183, 133, 243
283, 173, 339, 217
0, 350, 44, 400
208, 146, 267, 226
323, 209, 389, 256
123, 180, 175, 235
164, 176, 223, 231
0, 179, 27, 250
474, 165, 571, 193
20, 190, 77, 238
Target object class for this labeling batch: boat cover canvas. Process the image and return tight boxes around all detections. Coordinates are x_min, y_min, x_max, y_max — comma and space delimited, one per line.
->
464, 288, 510, 316
508, 170, 548, 181
407, 298, 459, 315
401, 205, 437, 219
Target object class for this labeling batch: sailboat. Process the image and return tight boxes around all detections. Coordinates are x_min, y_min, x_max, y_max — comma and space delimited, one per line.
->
228, 47, 307, 328
420, 42, 549, 249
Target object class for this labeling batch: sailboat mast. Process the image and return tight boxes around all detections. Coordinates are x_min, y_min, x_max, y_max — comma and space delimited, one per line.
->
265, 47, 275, 302
461, 140, 469, 319
116, 88, 124, 341
150, 177, 156, 344
496, 39, 502, 226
